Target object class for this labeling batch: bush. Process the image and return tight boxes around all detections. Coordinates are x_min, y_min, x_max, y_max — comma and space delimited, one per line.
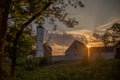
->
16, 58, 39, 71
24, 58, 35, 70
39, 57, 49, 66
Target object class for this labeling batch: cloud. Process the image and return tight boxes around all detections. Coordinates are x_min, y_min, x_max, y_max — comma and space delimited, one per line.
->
44, 29, 91, 47
95, 18, 120, 34
96, 22, 114, 32
44, 29, 76, 46
66, 29, 93, 38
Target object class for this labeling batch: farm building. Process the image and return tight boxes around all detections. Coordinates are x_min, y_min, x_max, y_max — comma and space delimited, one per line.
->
90, 41, 120, 60
43, 42, 52, 57
52, 40, 120, 61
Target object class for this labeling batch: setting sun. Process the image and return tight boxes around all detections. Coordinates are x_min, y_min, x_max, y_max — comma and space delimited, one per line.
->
87, 44, 91, 48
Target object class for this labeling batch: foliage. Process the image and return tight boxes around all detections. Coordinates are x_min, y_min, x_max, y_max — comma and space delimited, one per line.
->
5, 26, 34, 59
102, 23, 120, 46
16, 57, 50, 71
7, 59, 118, 80
16, 58, 39, 71
39, 57, 50, 66
21, 58, 37, 71
9, 0, 84, 29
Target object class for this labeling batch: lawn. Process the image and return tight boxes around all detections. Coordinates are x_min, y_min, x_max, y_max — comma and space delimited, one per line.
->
1, 59, 120, 80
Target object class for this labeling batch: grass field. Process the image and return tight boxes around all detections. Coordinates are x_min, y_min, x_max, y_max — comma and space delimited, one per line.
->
1, 59, 120, 80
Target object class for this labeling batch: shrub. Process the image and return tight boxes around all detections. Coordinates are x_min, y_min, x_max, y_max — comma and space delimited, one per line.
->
39, 57, 49, 66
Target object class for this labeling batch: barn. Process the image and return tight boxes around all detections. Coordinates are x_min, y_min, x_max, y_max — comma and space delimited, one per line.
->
52, 40, 88, 61
52, 40, 120, 61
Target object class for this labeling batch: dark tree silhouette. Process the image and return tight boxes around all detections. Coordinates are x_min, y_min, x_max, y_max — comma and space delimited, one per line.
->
102, 23, 120, 46
0, 0, 12, 76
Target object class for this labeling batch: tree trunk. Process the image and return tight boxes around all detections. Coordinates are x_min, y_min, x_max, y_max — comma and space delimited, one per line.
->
11, 31, 21, 76
11, 45, 17, 76
0, 0, 12, 76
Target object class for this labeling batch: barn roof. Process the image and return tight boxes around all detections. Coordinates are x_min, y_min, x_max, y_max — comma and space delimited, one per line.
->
66, 40, 86, 49
71, 40, 87, 47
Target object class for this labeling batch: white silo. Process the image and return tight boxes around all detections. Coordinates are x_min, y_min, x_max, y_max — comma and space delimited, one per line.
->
36, 24, 44, 57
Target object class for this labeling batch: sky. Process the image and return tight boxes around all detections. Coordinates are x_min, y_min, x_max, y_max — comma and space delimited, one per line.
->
34, 0, 120, 55
68, 0, 120, 29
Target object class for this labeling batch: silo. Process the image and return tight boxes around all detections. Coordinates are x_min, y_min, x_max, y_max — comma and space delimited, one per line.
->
36, 24, 44, 57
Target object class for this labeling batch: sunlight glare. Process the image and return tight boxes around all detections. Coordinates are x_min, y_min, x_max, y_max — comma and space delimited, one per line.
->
87, 44, 91, 48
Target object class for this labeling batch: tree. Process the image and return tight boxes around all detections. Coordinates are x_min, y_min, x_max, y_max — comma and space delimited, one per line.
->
1, 0, 84, 76
0, 0, 12, 75
102, 23, 120, 46
6, 20, 35, 76
5, 26, 33, 59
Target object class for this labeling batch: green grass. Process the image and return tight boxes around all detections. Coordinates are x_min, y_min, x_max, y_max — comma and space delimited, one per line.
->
1, 59, 120, 80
